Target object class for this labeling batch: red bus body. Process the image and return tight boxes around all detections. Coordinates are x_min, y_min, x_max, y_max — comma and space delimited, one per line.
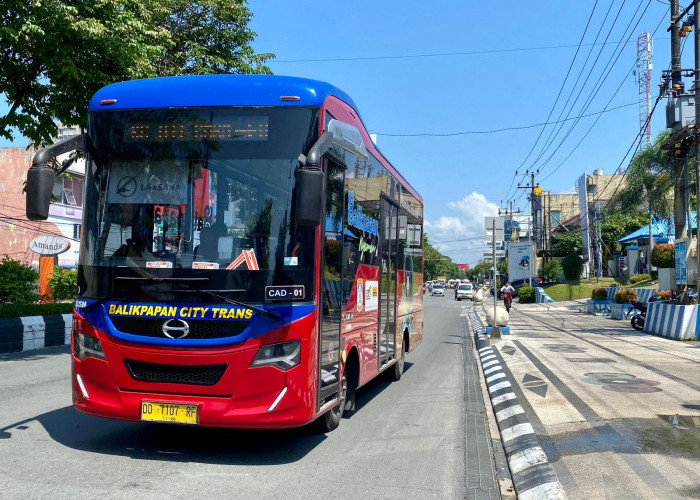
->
67, 76, 423, 430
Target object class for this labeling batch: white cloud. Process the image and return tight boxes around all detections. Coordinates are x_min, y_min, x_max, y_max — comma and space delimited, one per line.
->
426, 192, 499, 264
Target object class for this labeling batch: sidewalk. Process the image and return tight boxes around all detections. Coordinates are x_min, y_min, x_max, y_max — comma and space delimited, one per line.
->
469, 304, 567, 500
513, 300, 587, 313
462, 310, 514, 500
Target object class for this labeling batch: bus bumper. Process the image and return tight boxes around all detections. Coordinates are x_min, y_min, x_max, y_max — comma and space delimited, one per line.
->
71, 342, 316, 429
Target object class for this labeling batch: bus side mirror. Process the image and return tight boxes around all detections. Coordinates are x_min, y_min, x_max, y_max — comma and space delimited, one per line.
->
26, 164, 56, 221
26, 133, 89, 221
294, 167, 324, 227
294, 131, 333, 227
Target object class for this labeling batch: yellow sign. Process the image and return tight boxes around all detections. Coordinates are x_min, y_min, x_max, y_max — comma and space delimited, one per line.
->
534, 185, 542, 196
141, 401, 199, 424
107, 303, 252, 320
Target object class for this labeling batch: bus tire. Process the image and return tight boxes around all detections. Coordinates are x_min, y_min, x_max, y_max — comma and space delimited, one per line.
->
344, 351, 359, 412
388, 336, 406, 382
315, 373, 347, 433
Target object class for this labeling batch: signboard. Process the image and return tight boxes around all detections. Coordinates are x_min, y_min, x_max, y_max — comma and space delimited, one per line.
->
107, 161, 188, 205
507, 242, 533, 282
675, 241, 687, 285
29, 235, 70, 256
484, 216, 505, 239
484, 249, 506, 258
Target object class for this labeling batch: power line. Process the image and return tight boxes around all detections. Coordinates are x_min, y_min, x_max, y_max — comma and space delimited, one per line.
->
538, 4, 668, 183
372, 101, 636, 137
528, 0, 649, 177
508, 0, 603, 200
524, 1, 654, 191
272, 39, 666, 63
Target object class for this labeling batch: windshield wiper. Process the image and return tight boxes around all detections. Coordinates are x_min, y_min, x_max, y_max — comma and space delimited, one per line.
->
114, 277, 209, 283
169, 289, 281, 321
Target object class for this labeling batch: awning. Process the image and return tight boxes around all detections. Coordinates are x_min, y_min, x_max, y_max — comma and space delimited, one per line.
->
618, 223, 666, 243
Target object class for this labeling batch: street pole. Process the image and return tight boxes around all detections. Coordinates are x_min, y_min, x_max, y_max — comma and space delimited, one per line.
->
695, 0, 700, 290
492, 218, 497, 328
528, 215, 533, 287
672, 0, 682, 87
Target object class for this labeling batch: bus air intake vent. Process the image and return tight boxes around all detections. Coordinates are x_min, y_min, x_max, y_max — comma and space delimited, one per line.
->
110, 317, 248, 339
125, 359, 227, 386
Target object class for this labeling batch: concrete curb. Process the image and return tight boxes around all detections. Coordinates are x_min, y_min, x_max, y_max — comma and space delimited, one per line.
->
0, 314, 72, 354
468, 306, 567, 500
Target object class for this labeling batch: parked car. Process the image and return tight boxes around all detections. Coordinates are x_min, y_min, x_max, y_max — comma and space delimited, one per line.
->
430, 284, 445, 296
455, 283, 474, 301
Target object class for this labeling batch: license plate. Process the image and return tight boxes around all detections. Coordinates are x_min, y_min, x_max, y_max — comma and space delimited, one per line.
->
141, 401, 199, 424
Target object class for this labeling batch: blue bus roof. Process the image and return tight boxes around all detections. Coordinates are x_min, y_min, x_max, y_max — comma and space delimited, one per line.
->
88, 75, 359, 112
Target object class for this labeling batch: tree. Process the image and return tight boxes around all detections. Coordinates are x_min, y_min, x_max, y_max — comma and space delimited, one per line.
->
423, 234, 461, 280
561, 254, 584, 281
1, 0, 273, 146
600, 211, 649, 250
611, 132, 673, 250
552, 231, 582, 257
151, 0, 272, 77
0, 256, 38, 304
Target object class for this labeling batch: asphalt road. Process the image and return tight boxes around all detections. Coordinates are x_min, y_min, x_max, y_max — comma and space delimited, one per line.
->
0, 295, 481, 500
486, 303, 700, 500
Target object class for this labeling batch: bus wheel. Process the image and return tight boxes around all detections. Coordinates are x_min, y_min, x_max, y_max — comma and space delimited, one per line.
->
316, 373, 347, 433
388, 341, 405, 382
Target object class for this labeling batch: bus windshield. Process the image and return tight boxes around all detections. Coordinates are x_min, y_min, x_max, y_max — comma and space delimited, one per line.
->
79, 106, 320, 303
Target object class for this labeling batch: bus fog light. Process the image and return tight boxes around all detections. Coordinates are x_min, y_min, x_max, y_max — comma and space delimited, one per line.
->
76, 374, 90, 399
74, 331, 106, 360
251, 341, 301, 371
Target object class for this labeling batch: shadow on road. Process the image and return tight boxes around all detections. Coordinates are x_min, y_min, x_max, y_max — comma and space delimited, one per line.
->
0, 406, 327, 465
0, 362, 413, 465
0, 345, 70, 362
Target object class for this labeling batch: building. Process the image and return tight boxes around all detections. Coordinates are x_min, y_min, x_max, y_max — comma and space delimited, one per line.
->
0, 125, 84, 267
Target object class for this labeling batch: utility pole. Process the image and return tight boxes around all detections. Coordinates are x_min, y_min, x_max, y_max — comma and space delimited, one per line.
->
695, 0, 700, 290
531, 172, 536, 249
672, 0, 682, 88
671, 1, 690, 239
517, 172, 538, 285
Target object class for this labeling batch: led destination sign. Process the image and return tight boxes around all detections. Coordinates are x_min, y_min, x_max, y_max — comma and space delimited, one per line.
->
126, 116, 269, 142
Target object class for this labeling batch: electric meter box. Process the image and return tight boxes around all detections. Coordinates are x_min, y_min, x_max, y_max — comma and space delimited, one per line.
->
666, 95, 696, 131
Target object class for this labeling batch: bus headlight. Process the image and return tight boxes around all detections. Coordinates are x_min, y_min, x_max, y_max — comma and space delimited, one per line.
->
251, 341, 301, 371
74, 331, 106, 360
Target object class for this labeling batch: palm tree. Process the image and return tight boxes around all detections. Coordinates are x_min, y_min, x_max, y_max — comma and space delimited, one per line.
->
611, 132, 673, 254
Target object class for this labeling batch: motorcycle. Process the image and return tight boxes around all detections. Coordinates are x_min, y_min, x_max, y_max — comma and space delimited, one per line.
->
503, 292, 513, 313
630, 301, 647, 331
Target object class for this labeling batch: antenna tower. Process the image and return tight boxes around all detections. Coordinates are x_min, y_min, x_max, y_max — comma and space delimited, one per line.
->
637, 32, 653, 147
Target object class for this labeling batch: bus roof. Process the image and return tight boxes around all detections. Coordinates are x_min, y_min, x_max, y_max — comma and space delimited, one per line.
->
89, 74, 423, 204
88, 74, 359, 112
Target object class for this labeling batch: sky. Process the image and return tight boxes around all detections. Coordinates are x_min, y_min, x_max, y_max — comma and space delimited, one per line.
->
0, 0, 679, 265
248, 0, 675, 264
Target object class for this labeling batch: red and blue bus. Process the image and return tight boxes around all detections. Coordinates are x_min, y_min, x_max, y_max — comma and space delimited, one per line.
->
26, 75, 423, 431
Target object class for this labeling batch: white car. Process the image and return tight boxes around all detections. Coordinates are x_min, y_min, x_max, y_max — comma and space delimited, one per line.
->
455, 283, 474, 301
430, 284, 445, 296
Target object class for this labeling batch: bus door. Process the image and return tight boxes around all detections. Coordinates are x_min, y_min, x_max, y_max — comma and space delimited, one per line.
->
379, 196, 399, 366
318, 157, 344, 408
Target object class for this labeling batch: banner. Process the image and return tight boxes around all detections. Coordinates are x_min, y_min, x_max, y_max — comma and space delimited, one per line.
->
507, 242, 533, 282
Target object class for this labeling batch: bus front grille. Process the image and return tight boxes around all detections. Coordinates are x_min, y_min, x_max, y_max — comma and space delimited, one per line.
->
110, 317, 248, 339
125, 359, 227, 386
